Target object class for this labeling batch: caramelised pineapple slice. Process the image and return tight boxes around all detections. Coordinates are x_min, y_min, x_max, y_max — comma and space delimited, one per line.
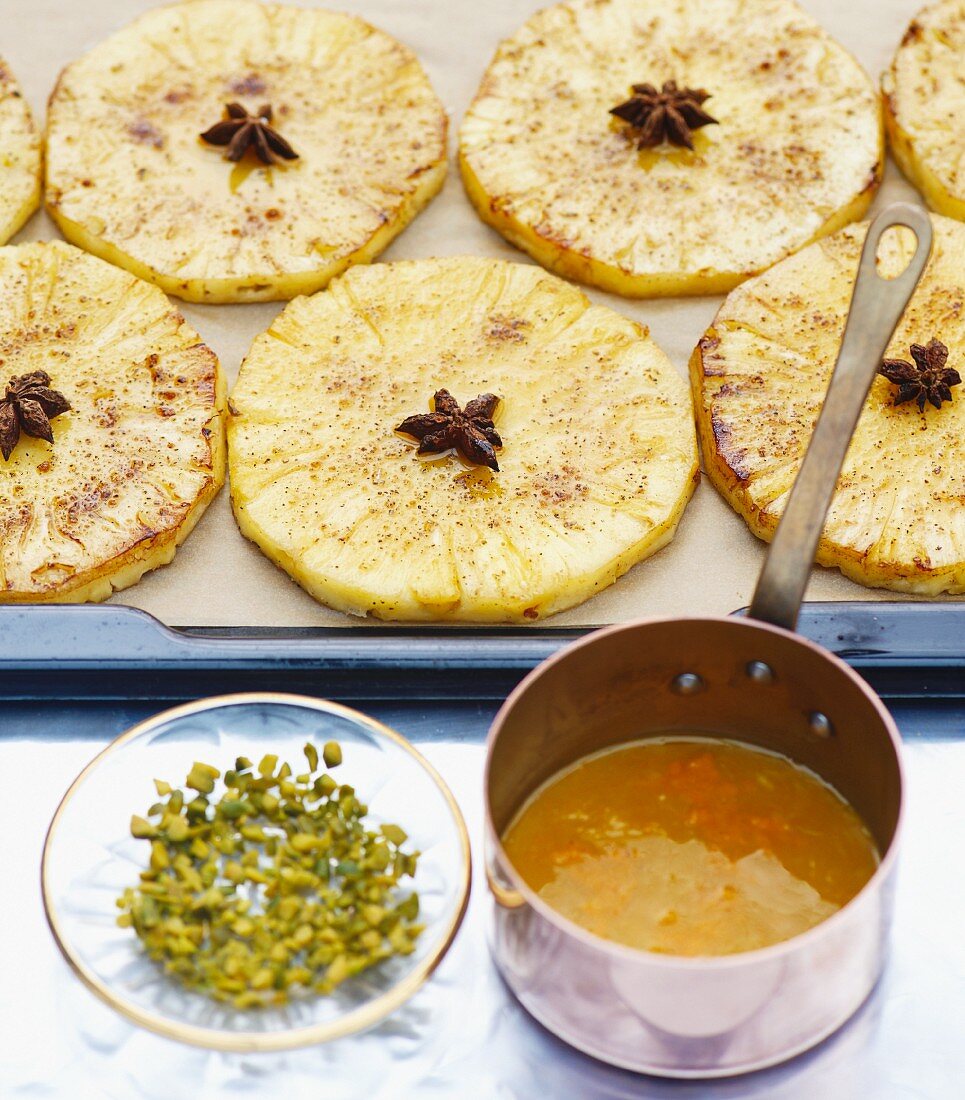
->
0, 59, 41, 243
229, 257, 698, 622
691, 214, 965, 595
459, 0, 882, 298
45, 0, 447, 304
0, 241, 225, 602
883, 1, 965, 220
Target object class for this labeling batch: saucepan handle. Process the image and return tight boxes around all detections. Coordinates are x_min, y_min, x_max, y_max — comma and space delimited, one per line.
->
748, 203, 933, 632
485, 832, 527, 909
486, 863, 527, 909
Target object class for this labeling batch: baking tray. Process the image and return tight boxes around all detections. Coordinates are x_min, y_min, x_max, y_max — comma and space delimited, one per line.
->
1, 601, 962, 703
1, 601, 963, 1098
6, 0, 944, 631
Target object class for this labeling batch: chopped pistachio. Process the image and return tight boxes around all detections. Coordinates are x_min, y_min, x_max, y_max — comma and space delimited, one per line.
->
149, 839, 170, 871
219, 799, 250, 820
164, 815, 189, 843
396, 893, 420, 921
251, 967, 275, 990
224, 861, 245, 884
314, 774, 337, 798
189, 837, 210, 860
118, 739, 421, 1007
130, 815, 156, 839
186, 762, 220, 794
187, 797, 210, 820
380, 823, 408, 847
273, 897, 296, 923
289, 833, 317, 853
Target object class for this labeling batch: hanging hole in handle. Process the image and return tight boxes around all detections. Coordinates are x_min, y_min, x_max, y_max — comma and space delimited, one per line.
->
875, 224, 921, 281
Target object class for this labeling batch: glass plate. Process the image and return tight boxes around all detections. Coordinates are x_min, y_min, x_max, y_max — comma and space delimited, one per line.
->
41, 693, 471, 1052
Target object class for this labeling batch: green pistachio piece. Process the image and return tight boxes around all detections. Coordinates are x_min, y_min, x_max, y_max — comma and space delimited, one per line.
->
314, 774, 337, 798
130, 815, 156, 839
186, 762, 220, 794
380, 823, 408, 847
164, 815, 189, 843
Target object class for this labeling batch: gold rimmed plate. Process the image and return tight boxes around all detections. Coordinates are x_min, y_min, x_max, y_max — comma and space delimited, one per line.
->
41, 693, 471, 1052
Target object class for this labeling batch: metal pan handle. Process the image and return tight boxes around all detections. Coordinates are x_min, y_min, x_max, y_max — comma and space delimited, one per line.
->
748, 204, 933, 632
486, 861, 527, 909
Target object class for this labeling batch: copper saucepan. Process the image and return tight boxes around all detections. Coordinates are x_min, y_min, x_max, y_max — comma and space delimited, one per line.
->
484, 203, 932, 1078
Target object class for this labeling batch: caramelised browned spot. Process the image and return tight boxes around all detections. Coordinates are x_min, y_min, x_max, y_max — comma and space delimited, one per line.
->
199, 102, 298, 165
610, 81, 718, 150
396, 389, 502, 471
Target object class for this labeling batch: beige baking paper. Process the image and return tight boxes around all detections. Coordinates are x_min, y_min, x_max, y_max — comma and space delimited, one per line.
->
3, 0, 958, 625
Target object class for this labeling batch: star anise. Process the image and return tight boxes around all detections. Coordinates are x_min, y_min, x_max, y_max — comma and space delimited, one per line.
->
0, 370, 71, 461
396, 390, 502, 471
610, 80, 718, 150
879, 339, 960, 412
199, 102, 299, 165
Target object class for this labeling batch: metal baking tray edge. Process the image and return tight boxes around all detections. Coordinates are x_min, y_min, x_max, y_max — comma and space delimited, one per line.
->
0, 601, 961, 703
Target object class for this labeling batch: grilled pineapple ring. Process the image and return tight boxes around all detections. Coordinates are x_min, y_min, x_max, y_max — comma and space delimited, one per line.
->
0, 59, 41, 244
459, 0, 882, 298
45, 0, 447, 304
0, 241, 225, 603
691, 215, 965, 595
883, 1, 965, 220
229, 257, 698, 622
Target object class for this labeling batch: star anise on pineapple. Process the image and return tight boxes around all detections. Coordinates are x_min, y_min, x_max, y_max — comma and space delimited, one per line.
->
0, 370, 71, 461
200, 102, 299, 165
396, 390, 503, 471
878, 339, 960, 412
610, 81, 718, 150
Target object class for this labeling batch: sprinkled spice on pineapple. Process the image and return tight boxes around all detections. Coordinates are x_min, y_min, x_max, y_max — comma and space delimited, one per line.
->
459, 0, 882, 296
228, 256, 697, 622
0, 58, 41, 244
690, 215, 965, 595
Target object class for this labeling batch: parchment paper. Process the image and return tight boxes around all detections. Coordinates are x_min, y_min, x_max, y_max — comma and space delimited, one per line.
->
4, 0, 954, 626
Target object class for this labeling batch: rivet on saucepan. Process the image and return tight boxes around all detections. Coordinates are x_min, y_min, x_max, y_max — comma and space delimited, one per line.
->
809, 712, 835, 738
671, 672, 704, 695
745, 660, 775, 684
